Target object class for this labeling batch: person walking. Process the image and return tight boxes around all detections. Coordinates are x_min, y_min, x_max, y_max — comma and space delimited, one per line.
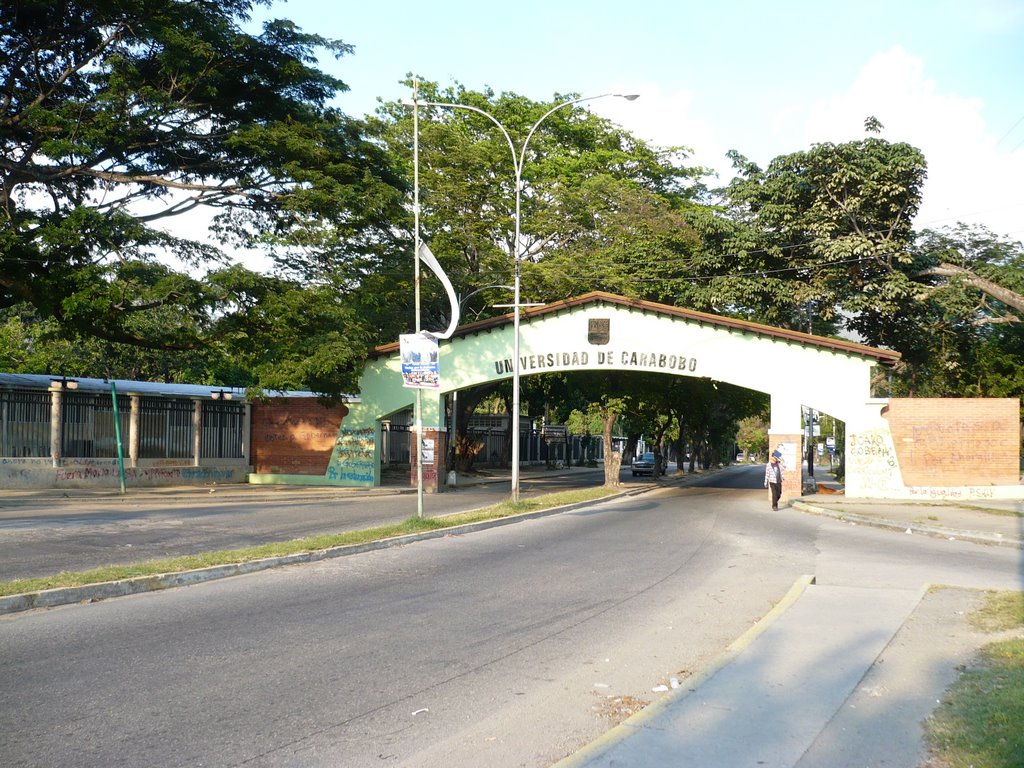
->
764, 453, 783, 510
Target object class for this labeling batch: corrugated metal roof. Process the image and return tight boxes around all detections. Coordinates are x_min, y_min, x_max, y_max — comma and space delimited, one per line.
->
0, 373, 321, 400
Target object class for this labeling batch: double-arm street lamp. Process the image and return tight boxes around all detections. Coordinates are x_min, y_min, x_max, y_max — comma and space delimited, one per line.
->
408, 91, 638, 501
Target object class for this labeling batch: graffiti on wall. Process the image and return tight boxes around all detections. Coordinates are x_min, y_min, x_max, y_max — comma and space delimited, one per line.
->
57, 466, 237, 482
328, 427, 376, 485
253, 414, 340, 448
249, 403, 346, 476
254, 417, 337, 448
846, 429, 903, 496
907, 485, 997, 500
0, 464, 241, 489
897, 420, 1016, 485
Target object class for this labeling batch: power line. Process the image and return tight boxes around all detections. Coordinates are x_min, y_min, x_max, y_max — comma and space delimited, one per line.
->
996, 113, 1024, 148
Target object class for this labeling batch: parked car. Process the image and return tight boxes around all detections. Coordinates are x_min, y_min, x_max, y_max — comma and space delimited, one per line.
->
631, 452, 665, 476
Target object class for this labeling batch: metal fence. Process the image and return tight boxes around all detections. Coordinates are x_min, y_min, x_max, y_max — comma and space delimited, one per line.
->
62, 392, 131, 458
378, 420, 603, 470
0, 389, 50, 457
202, 400, 245, 459
0, 388, 245, 461
382, 422, 411, 466
138, 396, 193, 459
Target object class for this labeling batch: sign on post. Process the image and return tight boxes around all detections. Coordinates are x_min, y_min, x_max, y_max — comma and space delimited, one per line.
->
541, 424, 568, 444
400, 332, 440, 389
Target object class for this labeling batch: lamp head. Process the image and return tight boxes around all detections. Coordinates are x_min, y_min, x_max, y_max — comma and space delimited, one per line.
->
50, 376, 78, 390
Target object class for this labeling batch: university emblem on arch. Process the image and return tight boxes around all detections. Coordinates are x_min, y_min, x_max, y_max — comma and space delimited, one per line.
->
588, 318, 610, 345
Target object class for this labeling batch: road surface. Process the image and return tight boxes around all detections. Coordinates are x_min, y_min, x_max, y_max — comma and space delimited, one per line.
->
2, 472, 1019, 767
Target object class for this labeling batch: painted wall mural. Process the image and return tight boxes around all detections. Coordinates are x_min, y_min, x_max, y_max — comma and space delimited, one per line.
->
327, 427, 377, 485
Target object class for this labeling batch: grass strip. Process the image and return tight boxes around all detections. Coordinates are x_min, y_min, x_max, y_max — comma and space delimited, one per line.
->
925, 590, 1024, 767
0, 486, 617, 598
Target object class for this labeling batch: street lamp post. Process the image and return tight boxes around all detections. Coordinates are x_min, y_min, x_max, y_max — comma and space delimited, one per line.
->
408, 91, 638, 501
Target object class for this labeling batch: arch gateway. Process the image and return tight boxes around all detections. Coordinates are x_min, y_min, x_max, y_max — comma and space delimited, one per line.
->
253, 292, 1021, 502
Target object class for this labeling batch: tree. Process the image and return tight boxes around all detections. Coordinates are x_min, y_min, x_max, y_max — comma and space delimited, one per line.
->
715, 125, 1024, 399
1, 0, 405, 395
368, 81, 706, 327
878, 225, 1024, 396
735, 415, 769, 461
446, 382, 503, 472
530, 179, 704, 306
672, 379, 765, 470
0, 303, 229, 382
912, 225, 1024, 322
543, 371, 632, 486
719, 121, 927, 337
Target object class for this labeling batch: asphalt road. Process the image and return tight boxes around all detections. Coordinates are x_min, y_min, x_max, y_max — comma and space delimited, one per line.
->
685, 461, 765, 489
0, 469, 611, 581
2, 473, 1020, 768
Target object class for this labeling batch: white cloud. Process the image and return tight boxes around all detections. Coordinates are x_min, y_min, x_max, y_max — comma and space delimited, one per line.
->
802, 46, 1024, 240
592, 82, 732, 183
599, 49, 1024, 243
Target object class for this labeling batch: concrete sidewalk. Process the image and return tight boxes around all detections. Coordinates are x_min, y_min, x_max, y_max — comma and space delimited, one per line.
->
554, 578, 929, 768
793, 494, 1024, 549
553, 490, 1022, 768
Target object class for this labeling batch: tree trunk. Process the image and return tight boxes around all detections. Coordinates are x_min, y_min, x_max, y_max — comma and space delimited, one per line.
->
450, 384, 499, 472
602, 409, 621, 487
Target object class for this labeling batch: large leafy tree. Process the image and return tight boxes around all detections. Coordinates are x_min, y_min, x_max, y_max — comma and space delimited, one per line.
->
0, 303, 228, 381
531, 178, 705, 306
546, 370, 631, 487
369, 80, 706, 328
718, 124, 1024, 398
718, 119, 927, 337
1, 0, 404, 394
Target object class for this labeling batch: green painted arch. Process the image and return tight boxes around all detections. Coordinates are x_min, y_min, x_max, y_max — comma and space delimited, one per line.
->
324, 293, 899, 487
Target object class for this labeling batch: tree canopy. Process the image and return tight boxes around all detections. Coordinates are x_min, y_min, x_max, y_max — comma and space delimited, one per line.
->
3, 9, 1022, 423
367, 80, 707, 328
1, 0, 405, 395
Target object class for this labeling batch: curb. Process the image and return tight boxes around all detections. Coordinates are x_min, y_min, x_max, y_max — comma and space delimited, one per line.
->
791, 501, 1023, 549
550, 574, 818, 768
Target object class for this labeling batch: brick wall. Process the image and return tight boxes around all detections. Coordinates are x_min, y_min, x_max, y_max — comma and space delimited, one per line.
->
410, 428, 447, 492
883, 398, 1020, 486
251, 398, 347, 476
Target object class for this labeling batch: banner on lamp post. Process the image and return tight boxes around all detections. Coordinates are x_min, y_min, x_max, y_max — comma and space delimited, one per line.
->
400, 332, 440, 389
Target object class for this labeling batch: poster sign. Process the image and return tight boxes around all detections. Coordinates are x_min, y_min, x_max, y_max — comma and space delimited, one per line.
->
400, 332, 440, 389
774, 442, 798, 470
421, 437, 435, 465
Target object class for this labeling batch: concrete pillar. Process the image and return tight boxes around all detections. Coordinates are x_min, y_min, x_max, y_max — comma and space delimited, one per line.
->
129, 395, 141, 468
49, 389, 63, 468
193, 400, 203, 466
768, 432, 804, 504
769, 391, 805, 504
242, 403, 251, 466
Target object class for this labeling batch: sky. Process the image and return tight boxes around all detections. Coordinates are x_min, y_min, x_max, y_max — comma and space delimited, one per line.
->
251, 0, 1024, 245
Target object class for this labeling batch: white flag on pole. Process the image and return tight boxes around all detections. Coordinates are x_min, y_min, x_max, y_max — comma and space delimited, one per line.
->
418, 242, 460, 339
